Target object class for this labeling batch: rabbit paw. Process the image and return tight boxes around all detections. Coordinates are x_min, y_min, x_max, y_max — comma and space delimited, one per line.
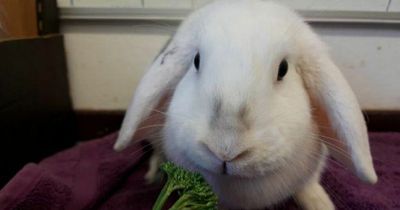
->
144, 152, 163, 184
294, 181, 334, 210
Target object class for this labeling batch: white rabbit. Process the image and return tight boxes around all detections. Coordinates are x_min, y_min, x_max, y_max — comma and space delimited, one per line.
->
114, 0, 377, 209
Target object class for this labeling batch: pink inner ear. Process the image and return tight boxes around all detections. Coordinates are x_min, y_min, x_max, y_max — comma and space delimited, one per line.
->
312, 100, 354, 170
128, 95, 171, 144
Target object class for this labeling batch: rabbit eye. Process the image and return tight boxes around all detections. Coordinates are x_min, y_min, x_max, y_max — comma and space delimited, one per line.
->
277, 59, 288, 81
194, 53, 200, 71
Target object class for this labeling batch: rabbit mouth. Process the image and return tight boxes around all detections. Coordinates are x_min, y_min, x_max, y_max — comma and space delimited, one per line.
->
186, 155, 284, 179
171, 140, 290, 179
198, 162, 285, 181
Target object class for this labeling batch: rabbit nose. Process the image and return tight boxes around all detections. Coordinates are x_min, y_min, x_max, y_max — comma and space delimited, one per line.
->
202, 142, 251, 162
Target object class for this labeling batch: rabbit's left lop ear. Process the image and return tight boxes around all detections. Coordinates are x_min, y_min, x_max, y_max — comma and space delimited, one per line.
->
299, 38, 377, 184
113, 20, 198, 152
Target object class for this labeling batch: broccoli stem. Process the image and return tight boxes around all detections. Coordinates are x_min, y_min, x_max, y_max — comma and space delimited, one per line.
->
152, 179, 182, 210
168, 193, 193, 210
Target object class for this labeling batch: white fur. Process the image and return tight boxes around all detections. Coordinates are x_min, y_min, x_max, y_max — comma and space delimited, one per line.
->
114, 0, 377, 209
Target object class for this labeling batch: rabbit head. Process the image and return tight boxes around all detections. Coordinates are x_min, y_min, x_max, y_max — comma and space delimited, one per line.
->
114, 0, 377, 208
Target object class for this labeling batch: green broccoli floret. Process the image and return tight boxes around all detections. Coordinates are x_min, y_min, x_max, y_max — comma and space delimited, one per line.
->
152, 162, 218, 210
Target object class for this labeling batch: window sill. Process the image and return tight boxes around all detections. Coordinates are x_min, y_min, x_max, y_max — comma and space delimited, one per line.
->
59, 7, 400, 24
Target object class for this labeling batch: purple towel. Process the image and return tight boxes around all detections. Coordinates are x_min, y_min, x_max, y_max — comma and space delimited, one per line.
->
0, 132, 399, 210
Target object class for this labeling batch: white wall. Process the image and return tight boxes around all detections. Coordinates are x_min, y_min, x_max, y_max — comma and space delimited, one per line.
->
61, 20, 400, 111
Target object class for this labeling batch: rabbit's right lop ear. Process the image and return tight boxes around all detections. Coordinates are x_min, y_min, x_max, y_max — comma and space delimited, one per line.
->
298, 40, 377, 184
114, 21, 198, 152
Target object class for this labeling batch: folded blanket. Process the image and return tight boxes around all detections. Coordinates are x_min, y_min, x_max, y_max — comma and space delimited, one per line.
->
0, 132, 399, 210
